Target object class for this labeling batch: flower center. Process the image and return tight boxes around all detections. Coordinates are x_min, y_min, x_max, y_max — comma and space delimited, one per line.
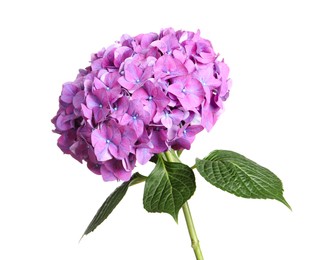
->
106, 139, 111, 144
99, 104, 103, 108
163, 69, 170, 74
147, 96, 153, 101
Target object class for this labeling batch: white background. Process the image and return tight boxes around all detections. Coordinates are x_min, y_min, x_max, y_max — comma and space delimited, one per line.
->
1, 1, 331, 259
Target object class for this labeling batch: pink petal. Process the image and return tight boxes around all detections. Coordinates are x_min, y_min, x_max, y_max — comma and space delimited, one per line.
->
100, 162, 117, 181
136, 147, 153, 165
73, 91, 85, 109
161, 115, 173, 129
81, 104, 92, 119
61, 83, 78, 103
114, 46, 133, 68
119, 113, 133, 125
132, 120, 144, 137
154, 55, 187, 80
118, 76, 136, 91
124, 62, 143, 82
93, 77, 107, 90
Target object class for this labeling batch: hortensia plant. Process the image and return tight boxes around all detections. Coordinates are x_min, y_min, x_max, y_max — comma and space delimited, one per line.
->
51, 27, 291, 259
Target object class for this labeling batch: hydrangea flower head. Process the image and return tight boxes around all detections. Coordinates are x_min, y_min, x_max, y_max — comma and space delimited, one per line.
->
52, 27, 231, 181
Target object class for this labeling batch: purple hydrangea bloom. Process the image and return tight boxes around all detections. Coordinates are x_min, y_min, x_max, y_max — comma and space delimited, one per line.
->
52, 27, 231, 181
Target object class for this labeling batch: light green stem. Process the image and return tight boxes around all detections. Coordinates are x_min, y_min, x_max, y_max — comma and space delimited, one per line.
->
164, 150, 204, 260
182, 201, 204, 260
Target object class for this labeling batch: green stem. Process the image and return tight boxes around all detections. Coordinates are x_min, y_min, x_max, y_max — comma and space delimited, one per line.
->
164, 150, 180, 163
164, 150, 204, 260
182, 202, 204, 260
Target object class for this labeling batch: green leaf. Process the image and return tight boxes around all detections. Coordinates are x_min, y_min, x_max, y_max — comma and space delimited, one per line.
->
149, 154, 158, 164
143, 156, 196, 222
81, 172, 147, 239
196, 150, 291, 209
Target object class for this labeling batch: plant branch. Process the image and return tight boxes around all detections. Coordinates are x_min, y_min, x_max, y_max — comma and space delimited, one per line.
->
164, 150, 204, 259
182, 202, 204, 260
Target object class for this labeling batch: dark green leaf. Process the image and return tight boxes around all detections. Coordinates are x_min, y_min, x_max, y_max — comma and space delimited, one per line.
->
143, 156, 196, 222
196, 150, 291, 209
81, 173, 146, 238
149, 154, 158, 164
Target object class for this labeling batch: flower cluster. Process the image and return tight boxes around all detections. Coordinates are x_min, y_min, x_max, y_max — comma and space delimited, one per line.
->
52, 28, 231, 181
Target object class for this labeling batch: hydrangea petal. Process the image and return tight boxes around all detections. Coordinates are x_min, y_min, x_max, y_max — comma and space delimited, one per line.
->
52, 27, 230, 182
61, 83, 78, 103
154, 55, 188, 80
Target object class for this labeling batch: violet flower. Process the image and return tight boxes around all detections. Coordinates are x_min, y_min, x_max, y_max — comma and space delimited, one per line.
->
168, 75, 205, 111
52, 27, 231, 181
